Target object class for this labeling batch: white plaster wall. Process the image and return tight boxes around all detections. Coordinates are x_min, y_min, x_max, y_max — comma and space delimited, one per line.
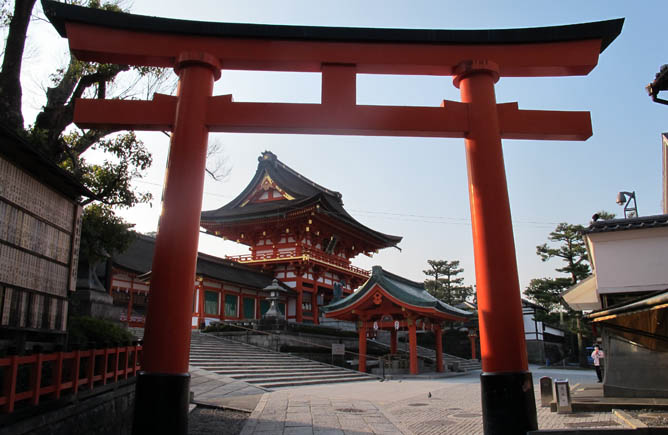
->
589, 227, 668, 294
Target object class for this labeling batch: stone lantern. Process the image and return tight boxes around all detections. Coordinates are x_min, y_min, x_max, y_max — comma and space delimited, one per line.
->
260, 279, 287, 330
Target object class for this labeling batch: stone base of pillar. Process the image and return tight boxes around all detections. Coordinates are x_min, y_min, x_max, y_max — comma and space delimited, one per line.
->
132, 372, 190, 435
480, 371, 537, 434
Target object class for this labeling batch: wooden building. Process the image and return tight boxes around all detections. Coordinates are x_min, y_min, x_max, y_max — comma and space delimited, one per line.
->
323, 266, 470, 374
0, 124, 91, 351
200, 151, 402, 324
103, 234, 291, 328
564, 214, 668, 397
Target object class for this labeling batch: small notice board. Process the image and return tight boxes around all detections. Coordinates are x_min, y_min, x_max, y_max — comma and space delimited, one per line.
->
331, 343, 345, 355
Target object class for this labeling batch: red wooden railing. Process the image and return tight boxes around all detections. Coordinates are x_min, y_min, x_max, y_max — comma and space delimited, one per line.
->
227, 248, 371, 277
0, 345, 142, 413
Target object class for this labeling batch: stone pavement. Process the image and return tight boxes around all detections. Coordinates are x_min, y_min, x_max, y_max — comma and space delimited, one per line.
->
238, 373, 627, 435
190, 366, 267, 412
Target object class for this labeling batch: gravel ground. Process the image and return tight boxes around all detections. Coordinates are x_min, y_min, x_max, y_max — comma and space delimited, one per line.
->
188, 407, 250, 435
628, 410, 668, 427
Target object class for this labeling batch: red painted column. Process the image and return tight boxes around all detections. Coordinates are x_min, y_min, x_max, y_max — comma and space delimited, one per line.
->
358, 321, 367, 372
408, 319, 418, 375
313, 288, 319, 325
296, 289, 303, 323
133, 52, 220, 435
470, 336, 477, 360
390, 329, 397, 354
455, 60, 537, 433
435, 325, 443, 373
456, 60, 528, 374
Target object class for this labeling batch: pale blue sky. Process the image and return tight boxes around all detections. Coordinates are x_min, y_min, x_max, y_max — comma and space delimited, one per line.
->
19, 1, 668, 291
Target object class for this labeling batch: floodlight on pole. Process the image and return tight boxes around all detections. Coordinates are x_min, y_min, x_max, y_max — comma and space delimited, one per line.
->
616, 191, 638, 218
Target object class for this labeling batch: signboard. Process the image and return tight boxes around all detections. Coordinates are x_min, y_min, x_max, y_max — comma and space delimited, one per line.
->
331, 343, 345, 355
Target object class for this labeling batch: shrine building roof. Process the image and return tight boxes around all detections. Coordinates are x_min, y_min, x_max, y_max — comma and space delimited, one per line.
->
0, 122, 95, 201
112, 233, 291, 291
322, 266, 471, 320
583, 214, 668, 234
201, 151, 402, 248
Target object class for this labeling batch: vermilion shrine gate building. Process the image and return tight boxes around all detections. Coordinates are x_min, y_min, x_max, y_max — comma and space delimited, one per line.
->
200, 151, 401, 324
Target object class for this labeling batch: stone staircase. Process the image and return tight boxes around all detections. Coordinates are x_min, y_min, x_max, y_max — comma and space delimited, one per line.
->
189, 332, 376, 389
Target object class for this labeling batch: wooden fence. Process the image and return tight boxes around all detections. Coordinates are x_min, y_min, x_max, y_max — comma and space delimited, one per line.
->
0, 345, 142, 413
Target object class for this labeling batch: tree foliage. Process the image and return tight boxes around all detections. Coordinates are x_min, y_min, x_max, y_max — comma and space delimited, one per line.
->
536, 222, 590, 285
525, 215, 616, 365
423, 259, 473, 305
79, 203, 136, 264
0, 1, 192, 261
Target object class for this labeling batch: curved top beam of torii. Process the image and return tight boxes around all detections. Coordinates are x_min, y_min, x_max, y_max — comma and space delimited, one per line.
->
43, 0, 622, 77
41, 1, 623, 141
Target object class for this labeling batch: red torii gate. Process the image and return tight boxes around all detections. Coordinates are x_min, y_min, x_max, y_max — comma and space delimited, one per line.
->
43, 2, 622, 434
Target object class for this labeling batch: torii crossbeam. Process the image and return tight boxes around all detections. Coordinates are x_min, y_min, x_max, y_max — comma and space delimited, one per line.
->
42, 2, 622, 433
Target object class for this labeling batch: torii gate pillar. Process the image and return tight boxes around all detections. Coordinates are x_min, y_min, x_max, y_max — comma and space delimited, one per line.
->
455, 61, 537, 432
132, 53, 220, 434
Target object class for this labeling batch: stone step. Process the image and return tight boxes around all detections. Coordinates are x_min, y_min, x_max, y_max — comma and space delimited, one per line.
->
258, 376, 375, 389
207, 367, 346, 377
191, 365, 328, 372
190, 359, 325, 366
189, 356, 302, 363
189, 333, 377, 390
242, 372, 368, 384
189, 353, 296, 360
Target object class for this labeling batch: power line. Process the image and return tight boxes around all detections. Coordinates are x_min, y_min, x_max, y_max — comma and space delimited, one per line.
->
133, 180, 559, 228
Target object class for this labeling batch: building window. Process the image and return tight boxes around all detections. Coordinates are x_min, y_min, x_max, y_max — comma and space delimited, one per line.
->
204, 291, 219, 315
224, 294, 238, 317
243, 297, 255, 319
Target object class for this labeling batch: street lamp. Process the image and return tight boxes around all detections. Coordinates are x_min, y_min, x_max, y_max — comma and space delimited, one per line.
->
616, 191, 638, 218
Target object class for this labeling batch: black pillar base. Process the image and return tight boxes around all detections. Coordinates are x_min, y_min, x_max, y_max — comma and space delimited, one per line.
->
132, 371, 190, 435
480, 371, 537, 435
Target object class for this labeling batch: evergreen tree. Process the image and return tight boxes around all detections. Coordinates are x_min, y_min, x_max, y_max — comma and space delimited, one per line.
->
535, 223, 590, 284
526, 215, 613, 365
423, 259, 473, 305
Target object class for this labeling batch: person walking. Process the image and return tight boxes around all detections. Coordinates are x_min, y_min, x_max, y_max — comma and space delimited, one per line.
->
591, 344, 604, 382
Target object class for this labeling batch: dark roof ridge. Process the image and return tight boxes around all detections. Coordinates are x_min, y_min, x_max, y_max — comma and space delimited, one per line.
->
260, 151, 342, 200
584, 213, 668, 234
0, 121, 95, 200
373, 266, 425, 290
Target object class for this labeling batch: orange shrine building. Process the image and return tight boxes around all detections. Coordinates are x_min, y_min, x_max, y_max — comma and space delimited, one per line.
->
200, 151, 402, 324
106, 234, 291, 328
323, 266, 470, 374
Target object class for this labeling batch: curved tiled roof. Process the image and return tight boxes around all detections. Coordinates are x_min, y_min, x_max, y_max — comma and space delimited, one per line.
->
112, 233, 290, 291
201, 151, 402, 248
322, 266, 471, 319
584, 214, 668, 234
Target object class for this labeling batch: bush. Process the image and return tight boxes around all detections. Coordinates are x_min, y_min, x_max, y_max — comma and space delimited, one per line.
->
68, 316, 135, 348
